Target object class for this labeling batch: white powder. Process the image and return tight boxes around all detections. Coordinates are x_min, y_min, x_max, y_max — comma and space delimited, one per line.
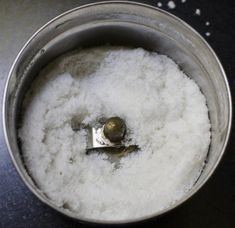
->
195, 8, 201, 16
167, 1, 176, 9
157, 2, 162, 7
206, 21, 210, 26
206, 32, 211, 37
19, 46, 211, 221
181, 0, 186, 3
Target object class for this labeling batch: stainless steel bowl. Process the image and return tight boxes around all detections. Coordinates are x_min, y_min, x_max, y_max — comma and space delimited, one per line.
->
2, 1, 232, 225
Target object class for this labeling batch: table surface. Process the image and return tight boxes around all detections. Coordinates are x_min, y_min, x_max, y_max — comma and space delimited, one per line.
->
0, 0, 235, 227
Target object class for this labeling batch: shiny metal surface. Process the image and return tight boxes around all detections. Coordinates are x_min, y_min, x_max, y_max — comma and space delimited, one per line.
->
2, 1, 232, 225
103, 117, 126, 142
87, 126, 123, 150
86, 117, 128, 150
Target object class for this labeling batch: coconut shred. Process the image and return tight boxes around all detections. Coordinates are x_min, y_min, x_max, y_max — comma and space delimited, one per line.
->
19, 46, 211, 221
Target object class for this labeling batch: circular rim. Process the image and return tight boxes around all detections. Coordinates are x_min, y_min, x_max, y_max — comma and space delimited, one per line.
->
2, 1, 232, 225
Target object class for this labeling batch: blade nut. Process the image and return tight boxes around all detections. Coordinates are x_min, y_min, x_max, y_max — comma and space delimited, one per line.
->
103, 117, 126, 142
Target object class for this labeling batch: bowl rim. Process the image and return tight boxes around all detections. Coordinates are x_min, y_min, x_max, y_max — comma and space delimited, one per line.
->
2, 0, 232, 225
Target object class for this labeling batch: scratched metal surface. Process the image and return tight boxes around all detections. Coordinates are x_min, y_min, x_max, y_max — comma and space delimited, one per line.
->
0, 0, 235, 227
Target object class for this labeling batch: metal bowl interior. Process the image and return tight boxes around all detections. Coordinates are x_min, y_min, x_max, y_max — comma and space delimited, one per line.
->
3, 1, 232, 225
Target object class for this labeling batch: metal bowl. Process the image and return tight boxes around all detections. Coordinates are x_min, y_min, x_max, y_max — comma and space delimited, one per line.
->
2, 1, 232, 225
